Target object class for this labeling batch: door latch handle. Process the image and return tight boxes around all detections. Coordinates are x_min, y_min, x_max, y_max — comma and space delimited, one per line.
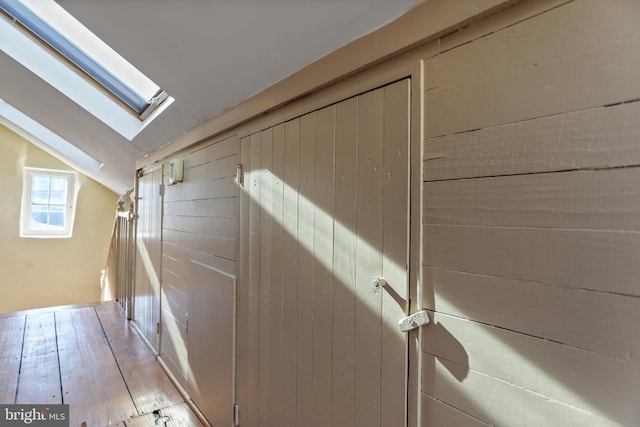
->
371, 276, 388, 292
398, 310, 430, 332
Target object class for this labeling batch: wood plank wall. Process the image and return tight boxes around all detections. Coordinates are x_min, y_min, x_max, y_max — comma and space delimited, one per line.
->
421, 0, 640, 425
159, 135, 240, 390
238, 80, 410, 427
134, 166, 163, 350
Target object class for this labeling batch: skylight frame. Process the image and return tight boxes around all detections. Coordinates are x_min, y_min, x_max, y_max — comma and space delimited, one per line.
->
0, 0, 166, 117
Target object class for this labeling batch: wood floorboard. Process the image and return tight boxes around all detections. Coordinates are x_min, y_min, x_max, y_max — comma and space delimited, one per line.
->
113, 402, 204, 427
0, 315, 25, 404
56, 306, 139, 426
0, 302, 202, 426
16, 311, 61, 404
94, 303, 184, 415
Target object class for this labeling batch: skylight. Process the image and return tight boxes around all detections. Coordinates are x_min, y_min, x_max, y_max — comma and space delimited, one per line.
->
0, 0, 168, 117
0, 98, 104, 172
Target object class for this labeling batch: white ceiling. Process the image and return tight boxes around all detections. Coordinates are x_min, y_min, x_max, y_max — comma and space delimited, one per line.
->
0, 0, 423, 194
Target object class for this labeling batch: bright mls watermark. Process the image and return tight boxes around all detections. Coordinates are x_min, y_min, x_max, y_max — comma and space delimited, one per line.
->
0, 405, 68, 427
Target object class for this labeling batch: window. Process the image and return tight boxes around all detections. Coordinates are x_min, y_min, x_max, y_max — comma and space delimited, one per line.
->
0, 0, 167, 117
20, 168, 78, 238
0, 0, 174, 140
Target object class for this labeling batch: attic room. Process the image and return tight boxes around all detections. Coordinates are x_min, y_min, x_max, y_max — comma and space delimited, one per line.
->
1, 0, 639, 426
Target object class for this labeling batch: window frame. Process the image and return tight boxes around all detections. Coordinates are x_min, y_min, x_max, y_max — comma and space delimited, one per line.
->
20, 167, 78, 238
0, 0, 167, 117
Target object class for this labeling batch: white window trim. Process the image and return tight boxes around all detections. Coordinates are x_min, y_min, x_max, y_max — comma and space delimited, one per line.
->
20, 167, 79, 238
0, 13, 174, 141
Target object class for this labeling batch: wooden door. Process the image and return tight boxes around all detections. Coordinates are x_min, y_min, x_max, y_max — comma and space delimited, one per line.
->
240, 78, 410, 427
134, 166, 163, 352
188, 261, 237, 426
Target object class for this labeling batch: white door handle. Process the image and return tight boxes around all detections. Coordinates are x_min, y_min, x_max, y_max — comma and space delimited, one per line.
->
398, 310, 430, 332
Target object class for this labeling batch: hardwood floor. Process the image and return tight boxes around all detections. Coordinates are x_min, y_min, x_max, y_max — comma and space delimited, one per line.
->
0, 302, 203, 427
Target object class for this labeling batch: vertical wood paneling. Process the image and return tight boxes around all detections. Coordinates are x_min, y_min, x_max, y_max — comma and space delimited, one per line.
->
281, 118, 300, 427
247, 132, 262, 426
296, 111, 317, 425
311, 105, 335, 426
268, 123, 285, 425
258, 127, 273, 425
134, 166, 162, 351
354, 88, 385, 427
240, 80, 409, 427
331, 97, 358, 427
237, 135, 251, 426
381, 79, 410, 425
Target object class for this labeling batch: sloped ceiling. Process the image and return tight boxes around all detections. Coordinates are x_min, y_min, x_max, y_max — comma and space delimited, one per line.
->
0, 0, 423, 194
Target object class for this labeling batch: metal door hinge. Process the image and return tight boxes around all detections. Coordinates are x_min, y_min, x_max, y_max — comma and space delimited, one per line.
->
233, 403, 240, 426
398, 310, 430, 332
159, 184, 165, 197
156, 322, 161, 335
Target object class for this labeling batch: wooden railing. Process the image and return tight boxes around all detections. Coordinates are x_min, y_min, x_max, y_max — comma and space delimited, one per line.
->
102, 190, 135, 319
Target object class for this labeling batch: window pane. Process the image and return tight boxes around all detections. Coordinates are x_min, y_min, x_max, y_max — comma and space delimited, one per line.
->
30, 205, 49, 229
31, 191, 50, 205
49, 212, 66, 228
50, 176, 68, 193
31, 175, 50, 192
49, 191, 67, 205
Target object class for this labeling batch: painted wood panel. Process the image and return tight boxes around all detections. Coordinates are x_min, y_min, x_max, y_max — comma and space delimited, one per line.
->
159, 134, 240, 417
354, 85, 385, 427
183, 135, 239, 169
247, 131, 262, 427
236, 135, 252, 427
280, 118, 300, 426
162, 151, 238, 204
421, 353, 623, 427
310, 105, 335, 427
163, 197, 236, 218
296, 110, 318, 425
331, 97, 358, 427
188, 262, 236, 426
424, 224, 640, 297
381, 79, 410, 427
421, 0, 640, 425
241, 80, 410, 427
425, 167, 640, 230
425, 0, 640, 138
134, 166, 163, 351
421, 394, 490, 427
267, 123, 285, 425
424, 102, 640, 181
258, 126, 274, 426
425, 267, 640, 363
423, 312, 640, 426
163, 215, 237, 239
162, 229, 236, 266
